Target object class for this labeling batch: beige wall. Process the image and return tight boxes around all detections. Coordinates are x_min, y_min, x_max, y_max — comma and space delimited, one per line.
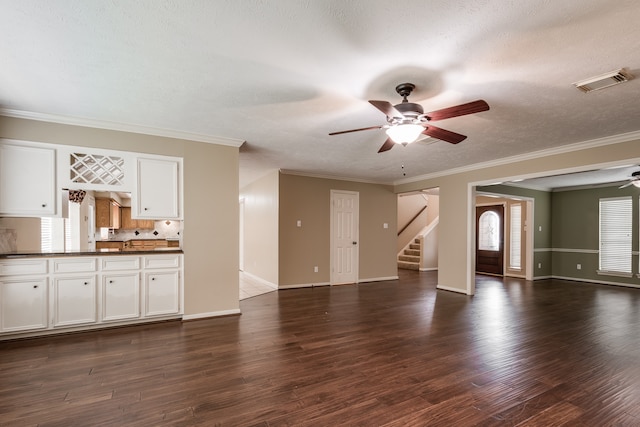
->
395, 137, 640, 295
279, 173, 398, 286
239, 170, 279, 285
0, 116, 240, 317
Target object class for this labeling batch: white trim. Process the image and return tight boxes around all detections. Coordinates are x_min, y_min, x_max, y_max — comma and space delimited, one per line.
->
596, 270, 634, 278
534, 248, 552, 252
278, 282, 330, 289
553, 275, 640, 289
533, 275, 553, 280
394, 130, 640, 185
280, 169, 387, 185
552, 248, 599, 254
182, 309, 241, 320
358, 276, 399, 283
0, 108, 245, 147
437, 284, 471, 295
241, 271, 278, 290
419, 267, 438, 272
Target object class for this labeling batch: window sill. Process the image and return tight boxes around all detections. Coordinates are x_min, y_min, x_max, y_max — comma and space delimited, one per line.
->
597, 270, 633, 278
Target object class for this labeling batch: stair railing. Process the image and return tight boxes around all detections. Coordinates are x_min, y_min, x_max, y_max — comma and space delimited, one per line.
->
397, 205, 427, 236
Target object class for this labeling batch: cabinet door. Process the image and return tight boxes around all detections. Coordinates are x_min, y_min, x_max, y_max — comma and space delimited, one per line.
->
135, 158, 180, 219
102, 273, 140, 322
144, 271, 180, 317
0, 144, 56, 216
53, 276, 97, 327
0, 278, 48, 332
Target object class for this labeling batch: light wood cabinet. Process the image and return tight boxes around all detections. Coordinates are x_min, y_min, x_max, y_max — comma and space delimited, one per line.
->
124, 240, 168, 251
95, 198, 121, 229
0, 143, 56, 217
120, 207, 155, 230
95, 241, 124, 250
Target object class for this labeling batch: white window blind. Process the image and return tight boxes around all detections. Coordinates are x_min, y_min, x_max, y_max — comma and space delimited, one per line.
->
599, 197, 632, 274
41, 217, 52, 252
509, 204, 522, 270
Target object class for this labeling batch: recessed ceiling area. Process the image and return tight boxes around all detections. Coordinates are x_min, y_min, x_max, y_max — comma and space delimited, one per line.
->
1, 1, 640, 188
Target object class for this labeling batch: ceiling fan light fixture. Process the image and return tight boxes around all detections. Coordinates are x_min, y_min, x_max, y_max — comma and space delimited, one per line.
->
386, 124, 424, 144
632, 181, 640, 188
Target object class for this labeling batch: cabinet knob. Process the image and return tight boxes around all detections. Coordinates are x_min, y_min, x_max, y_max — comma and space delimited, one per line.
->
144, 207, 148, 211
151, 277, 155, 281
84, 282, 89, 285
33, 285, 38, 289
42, 203, 47, 208
109, 280, 114, 284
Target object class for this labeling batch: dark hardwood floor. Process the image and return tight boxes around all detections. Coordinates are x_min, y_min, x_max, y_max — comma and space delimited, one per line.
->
2, 271, 640, 426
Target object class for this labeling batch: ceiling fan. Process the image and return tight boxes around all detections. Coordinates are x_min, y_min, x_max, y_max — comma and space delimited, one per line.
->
329, 83, 489, 153
619, 170, 640, 188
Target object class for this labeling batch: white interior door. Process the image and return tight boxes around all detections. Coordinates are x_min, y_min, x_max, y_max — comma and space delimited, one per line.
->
330, 190, 359, 285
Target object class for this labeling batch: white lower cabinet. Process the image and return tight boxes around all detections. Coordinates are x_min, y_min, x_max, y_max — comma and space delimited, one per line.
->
144, 271, 180, 317
0, 254, 182, 338
52, 276, 97, 327
0, 278, 48, 332
102, 273, 140, 322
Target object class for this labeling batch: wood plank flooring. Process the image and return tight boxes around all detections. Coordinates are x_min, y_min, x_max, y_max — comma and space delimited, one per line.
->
2, 271, 640, 426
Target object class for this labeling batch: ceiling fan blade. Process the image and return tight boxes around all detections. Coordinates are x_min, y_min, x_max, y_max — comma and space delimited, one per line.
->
422, 125, 467, 144
619, 181, 634, 189
329, 125, 383, 136
378, 138, 395, 153
369, 100, 404, 119
425, 100, 490, 122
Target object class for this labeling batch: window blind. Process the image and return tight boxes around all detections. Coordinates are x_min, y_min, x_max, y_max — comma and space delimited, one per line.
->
509, 204, 522, 270
599, 197, 632, 274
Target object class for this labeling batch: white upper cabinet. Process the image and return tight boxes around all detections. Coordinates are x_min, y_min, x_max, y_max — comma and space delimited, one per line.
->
0, 142, 56, 216
133, 157, 181, 219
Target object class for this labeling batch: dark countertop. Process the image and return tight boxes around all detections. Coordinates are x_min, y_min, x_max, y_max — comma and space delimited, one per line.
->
0, 248, 183, 259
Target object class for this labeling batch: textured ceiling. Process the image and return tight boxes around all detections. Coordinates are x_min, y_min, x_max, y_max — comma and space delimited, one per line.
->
1, 1, 640, 188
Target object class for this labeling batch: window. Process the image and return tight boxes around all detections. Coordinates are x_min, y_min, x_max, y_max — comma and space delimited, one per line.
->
509, 203, 522, 270
598, 197, 632, 275
478, 211, 500, 251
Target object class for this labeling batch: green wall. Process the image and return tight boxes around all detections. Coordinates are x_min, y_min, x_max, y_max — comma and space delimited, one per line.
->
551, 185, 640, 287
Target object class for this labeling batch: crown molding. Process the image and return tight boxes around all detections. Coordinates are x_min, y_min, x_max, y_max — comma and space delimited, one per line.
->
279, 169, 389, 185
393, 130, 640, 186
0, 108, 245, 148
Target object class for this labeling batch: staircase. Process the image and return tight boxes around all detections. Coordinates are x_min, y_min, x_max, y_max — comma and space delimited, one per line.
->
398, 238, 421, 270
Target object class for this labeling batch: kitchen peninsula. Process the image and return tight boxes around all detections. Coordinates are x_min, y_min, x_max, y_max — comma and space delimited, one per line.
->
0, 138, 185, 340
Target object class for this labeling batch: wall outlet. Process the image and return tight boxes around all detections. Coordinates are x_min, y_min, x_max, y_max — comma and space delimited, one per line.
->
538, 263, 542, 269
314, 266, 318, 273
296, 220, 302, 227
538, 225, 542, 232
577, 264, 581, 270
383, 223, 388, 229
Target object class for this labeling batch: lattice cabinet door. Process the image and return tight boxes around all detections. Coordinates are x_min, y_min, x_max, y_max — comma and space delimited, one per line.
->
57, 147, 135, 192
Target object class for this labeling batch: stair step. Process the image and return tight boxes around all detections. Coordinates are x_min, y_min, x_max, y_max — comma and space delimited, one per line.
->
414, 238, 420, 244
404, 249, 420, 256
409, 243, 420, 250
399, 255, 420, 262
398, 261, 419, 270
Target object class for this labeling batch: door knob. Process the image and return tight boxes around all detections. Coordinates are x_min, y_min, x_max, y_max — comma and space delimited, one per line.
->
352, 241, 357, 245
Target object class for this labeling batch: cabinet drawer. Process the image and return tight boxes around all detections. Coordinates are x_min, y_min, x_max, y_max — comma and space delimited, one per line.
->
52, 258, 97, 273
144, 255, 181, 269
101, 256, 140, 271
0, 259, 48, 276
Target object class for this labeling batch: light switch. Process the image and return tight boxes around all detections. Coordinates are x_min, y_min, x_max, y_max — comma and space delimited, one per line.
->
296, 220, 301, 227
383, 223, 388, 229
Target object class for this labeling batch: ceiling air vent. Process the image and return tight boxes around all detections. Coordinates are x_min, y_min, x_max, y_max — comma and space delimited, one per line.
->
573, 69, 634, 93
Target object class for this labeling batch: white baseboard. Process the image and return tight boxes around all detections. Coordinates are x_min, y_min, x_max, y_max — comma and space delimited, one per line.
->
436, 284, 471, 295
552, 275, 640, 289
182, 309, 241, 321
358, 276, 399, 283
278, 282, 330, 289
419, 267, 438, 272
533, 275, 553, 280
241, 271, 278, 289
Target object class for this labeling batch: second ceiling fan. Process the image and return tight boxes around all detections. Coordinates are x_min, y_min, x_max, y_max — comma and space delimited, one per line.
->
329, 83, 489, 153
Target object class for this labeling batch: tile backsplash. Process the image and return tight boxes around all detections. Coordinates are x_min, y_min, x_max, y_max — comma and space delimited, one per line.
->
0, 229, 17, 252
96, 220, 182, 241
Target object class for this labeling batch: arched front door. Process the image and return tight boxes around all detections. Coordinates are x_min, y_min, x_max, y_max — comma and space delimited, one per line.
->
476, 205, 504, 275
